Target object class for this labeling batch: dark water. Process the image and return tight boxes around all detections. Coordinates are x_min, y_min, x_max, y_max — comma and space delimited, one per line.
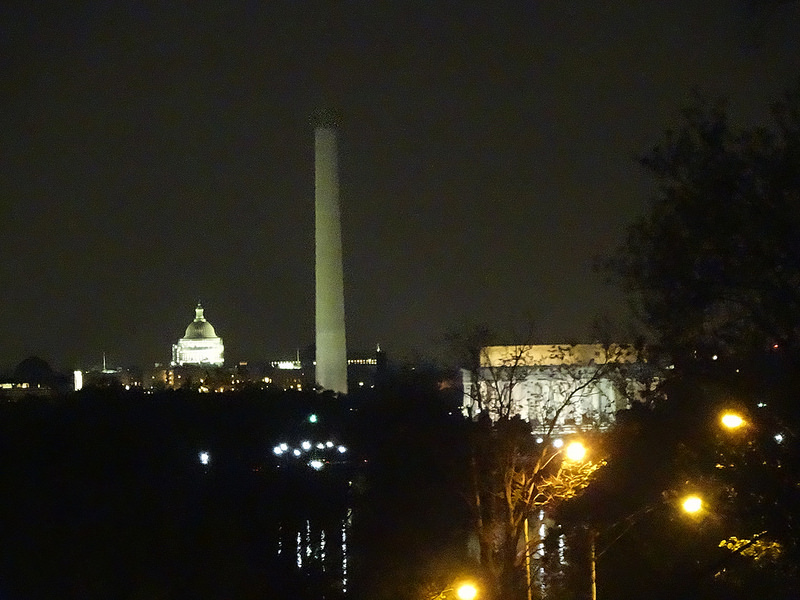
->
0, 416, 357, 599
0, 387, 465, 599
1, 459, 356, 599
276, 508, 353, 594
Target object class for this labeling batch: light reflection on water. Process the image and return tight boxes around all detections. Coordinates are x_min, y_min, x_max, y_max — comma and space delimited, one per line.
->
277, 508, 352, 594
531, 509, 569, 597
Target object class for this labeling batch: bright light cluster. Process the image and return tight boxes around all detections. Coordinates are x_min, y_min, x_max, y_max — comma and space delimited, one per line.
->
272, 440, 348, 470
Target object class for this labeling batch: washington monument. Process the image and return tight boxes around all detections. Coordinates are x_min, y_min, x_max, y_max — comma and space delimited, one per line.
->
314, 125, 348, 394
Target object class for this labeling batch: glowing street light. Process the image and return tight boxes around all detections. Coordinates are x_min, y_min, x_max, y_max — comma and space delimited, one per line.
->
587, 493, 705, 600
565, 441, 587, 462
721, 412, 744, 430
681, 494, 703, 514
429, 581, 478, 600
456, 583, 477, 600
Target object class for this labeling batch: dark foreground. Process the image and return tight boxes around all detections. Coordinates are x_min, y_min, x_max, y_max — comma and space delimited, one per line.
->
0, 385, 471, 600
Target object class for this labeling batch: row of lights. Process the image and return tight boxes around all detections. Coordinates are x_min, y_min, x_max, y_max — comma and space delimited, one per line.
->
197, 441, 348, 471
273, 441, 348, 456
273, 441, 348, 471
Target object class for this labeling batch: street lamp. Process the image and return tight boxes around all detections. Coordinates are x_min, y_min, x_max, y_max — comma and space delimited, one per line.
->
587, 494, 705, 600
429, 582, 478, 600
456, 583, 478, 600
720, 412, 745, 430
681, 494, 703, 514
565, 441, 587, 462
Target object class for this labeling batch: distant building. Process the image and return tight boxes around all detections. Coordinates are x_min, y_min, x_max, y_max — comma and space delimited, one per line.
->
346, 345, 384, 391
172, 304, 224, 367
76, 366, 143, 390
462, 344, 647, 433
0, 381, 55, 400
1, 356, 69, 399
143, 363, 168, 389
264, 345, 386, 392
268, 358, 309, 391
73, 353, 144, 390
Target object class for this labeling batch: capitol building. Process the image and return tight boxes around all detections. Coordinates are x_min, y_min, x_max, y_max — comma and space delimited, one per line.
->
171, 304, 224, 367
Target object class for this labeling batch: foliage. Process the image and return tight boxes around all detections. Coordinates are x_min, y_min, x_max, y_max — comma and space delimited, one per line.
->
449, 333, 638, 600
608, 82, 800, 363
593, 82, 800, 599
536, 458, 605, 506
719, 533, 783, 561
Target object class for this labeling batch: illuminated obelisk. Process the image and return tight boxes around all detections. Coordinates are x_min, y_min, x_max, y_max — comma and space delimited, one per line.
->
315, 125, 348, 394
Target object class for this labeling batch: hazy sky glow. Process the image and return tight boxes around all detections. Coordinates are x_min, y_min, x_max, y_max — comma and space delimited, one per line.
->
1, 1, 799, 369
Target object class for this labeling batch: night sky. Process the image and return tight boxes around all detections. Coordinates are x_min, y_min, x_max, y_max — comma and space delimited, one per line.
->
1, 1, 799, 370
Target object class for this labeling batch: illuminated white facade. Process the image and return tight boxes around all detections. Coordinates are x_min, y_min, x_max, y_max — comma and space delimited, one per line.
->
462, 344, 645, 433
171, 304, 224, 366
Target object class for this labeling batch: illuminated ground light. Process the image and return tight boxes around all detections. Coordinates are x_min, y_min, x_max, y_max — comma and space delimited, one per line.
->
301, 440, 312, 451
309, 460, 325, 470
337, 445, 347, 454
199, 451, 210, 465
273, 446, 284, 455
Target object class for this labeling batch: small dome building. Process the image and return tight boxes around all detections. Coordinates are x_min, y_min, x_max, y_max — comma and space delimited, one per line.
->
171, 304, 224, 366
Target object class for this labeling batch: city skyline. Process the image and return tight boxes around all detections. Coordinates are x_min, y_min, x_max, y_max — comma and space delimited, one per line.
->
2, 1, 800, 370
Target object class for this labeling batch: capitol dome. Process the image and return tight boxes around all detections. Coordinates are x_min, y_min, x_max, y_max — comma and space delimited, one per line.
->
184, 305, 218, 339
172, 303, 224, 366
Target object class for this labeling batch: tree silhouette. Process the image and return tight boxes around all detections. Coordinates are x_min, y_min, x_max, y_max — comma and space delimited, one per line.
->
608, 83, 800, 364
